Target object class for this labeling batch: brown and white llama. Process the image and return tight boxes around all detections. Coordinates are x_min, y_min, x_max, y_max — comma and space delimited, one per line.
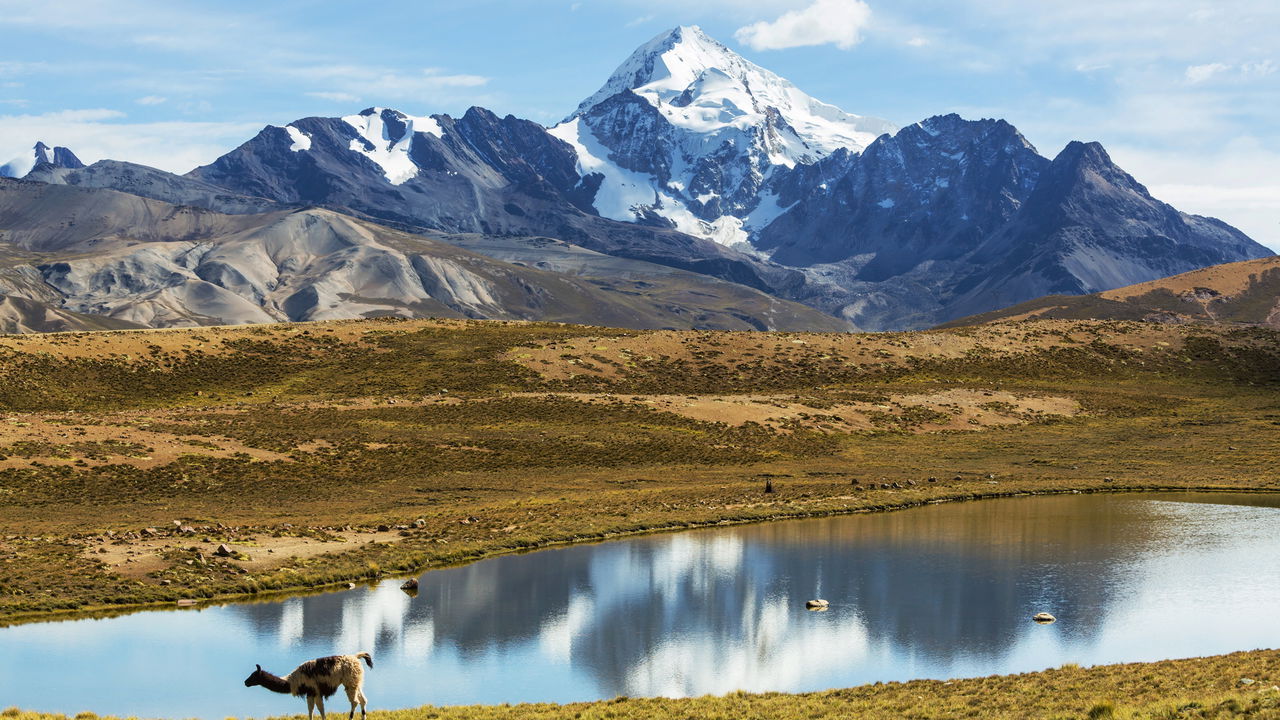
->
244, 652, 373, 719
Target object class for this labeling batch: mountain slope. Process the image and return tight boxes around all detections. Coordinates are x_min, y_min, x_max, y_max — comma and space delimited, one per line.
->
941, 256, 1280, 328
755, 116, 1273, 329
185, 107, 801, 296
0, 294, 144, 334
553, 25, 895, 246
25, 159, 282, 215
0, 179, 847, 331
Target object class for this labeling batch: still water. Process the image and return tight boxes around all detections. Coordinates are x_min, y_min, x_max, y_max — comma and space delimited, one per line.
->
4, 492, 1280, 717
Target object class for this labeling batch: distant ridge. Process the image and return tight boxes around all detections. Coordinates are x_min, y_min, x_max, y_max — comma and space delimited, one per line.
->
2, 26, 1271, 332
940, 256, 1280, 328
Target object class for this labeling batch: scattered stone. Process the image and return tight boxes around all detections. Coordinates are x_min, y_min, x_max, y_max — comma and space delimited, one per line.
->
927, 476, 938, 483
1032, 612, 1056, 623
376, 524, 390, 532
214, 544, 234, 558
1240, 678, 1256, 686
178, 525, 196, 535
986, 473, 996, 479
176, 598, 197, 606
1103, 477, 1114, 483
414, 519, 427, 528
764, 479, 775, 494
159, 579, 171, 586
953, 475, 963, 482
907, 479, 917, 486
346, 582, 357, 590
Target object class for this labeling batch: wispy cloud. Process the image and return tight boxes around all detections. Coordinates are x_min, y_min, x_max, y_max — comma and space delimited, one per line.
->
135, 95, 167, 106
1186, 62, 1232, 84
306, 91, 362, 104
735, 0, 872, 51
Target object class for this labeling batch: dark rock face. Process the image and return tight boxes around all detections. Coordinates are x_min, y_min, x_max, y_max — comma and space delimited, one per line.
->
759, 115, 1047, 270
25, 159, 280, 215
187, 107, 803, 295
756, 116, 1272, 329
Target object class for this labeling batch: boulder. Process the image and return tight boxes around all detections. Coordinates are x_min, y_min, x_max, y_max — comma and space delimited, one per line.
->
1032, 612, 1056, 623
805, 599, 830, 609
214, 544, 234, 557
401, 578, 420, 591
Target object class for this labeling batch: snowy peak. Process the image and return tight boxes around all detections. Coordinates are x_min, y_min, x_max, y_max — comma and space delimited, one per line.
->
339, 107, 443, 185
572, 25, 894, 159
1, 141, 84, 178
553, 25, 898, 249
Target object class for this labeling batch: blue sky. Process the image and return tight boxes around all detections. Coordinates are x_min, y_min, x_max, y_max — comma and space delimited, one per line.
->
1, 0, 1277, 249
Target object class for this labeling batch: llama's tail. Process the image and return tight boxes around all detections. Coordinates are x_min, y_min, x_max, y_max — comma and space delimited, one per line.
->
355, 651, 373, 669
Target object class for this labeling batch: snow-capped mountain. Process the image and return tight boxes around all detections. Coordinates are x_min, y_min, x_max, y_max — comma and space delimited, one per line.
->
552, 25, 895, 247
183, 105, 801, 294
0, 141, 84, 178
8, 27, 1271, 332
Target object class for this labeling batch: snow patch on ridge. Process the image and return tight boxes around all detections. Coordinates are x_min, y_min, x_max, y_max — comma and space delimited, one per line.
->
284, 126, 312, 152
551, 117, 759, 248
341, 108, 443, 185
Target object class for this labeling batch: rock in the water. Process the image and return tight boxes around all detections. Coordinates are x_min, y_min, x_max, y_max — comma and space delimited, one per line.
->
401, 578, 420, 591
1033, 612, 1056, 623
805, 599, 830, 609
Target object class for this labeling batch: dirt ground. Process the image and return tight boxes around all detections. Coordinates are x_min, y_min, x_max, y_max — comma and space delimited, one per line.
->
520, 389, 1080, 433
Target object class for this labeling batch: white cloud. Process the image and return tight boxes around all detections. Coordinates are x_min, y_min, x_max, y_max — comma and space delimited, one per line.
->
906, 36, 929, 47
625, 15, 655, 28
1185, 62, 1231, 84
135, 95, 166, 105
735, 0, 872, 51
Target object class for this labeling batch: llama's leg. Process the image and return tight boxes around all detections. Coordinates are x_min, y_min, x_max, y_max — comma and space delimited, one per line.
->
346, 683, 358, 719
358, 689, 367, 719
316, 695, 326, 719
306, 695, 315, 720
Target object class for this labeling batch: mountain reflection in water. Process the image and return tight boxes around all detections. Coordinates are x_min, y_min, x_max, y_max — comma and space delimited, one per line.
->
4, 493, 1280, 718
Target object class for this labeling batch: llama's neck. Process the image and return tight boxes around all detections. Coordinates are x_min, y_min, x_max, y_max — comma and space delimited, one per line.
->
258, 671, 292, 694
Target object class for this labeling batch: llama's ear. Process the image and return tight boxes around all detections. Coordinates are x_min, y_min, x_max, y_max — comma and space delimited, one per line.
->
256, 664, 261, 671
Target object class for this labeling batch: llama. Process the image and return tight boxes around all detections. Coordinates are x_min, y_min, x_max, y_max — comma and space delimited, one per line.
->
244, 652, 373, 719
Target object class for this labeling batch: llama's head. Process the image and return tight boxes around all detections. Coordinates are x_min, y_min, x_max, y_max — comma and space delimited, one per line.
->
244, 664, 267, 687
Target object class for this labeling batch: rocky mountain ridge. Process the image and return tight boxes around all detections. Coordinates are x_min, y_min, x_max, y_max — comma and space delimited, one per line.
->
0, 177, 845, 331
2, 26, 1271, 332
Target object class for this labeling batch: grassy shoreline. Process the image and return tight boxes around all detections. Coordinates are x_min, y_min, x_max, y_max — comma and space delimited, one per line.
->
4, 482, 1278, 628
6, 648, 1280, 719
